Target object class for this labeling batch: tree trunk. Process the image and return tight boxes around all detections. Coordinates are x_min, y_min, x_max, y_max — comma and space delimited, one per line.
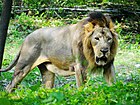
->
0, 0, 13, 71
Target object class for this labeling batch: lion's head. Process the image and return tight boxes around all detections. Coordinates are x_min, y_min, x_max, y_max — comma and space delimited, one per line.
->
82, 12, 118, 69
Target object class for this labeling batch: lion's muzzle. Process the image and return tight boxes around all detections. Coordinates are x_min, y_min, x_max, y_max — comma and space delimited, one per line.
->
95, 47, 109, 66
96, 56, 107, 66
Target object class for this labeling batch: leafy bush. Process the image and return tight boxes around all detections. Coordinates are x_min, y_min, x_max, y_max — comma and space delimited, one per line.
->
20, 0, 140, 10
0, 79, 140, 105
8, 13, 80, 39
22, 0, 96, 9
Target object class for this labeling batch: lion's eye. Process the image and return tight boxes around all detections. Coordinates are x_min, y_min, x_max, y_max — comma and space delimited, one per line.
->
107, 37, 112, 41
95, 37, 99, 41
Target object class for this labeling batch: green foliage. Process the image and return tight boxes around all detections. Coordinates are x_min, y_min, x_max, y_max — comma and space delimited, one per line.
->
0, 80, 140, 105
0, 1, 2, 14
101, 0, 139, 5
115, 20, 140, 45
12, 13, 39, 36
23, 0, 90, 9
8, 13, 80, 39
21, 0, 140, 9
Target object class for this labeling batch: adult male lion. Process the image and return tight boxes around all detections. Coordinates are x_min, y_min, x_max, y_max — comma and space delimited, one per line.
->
0, 12, 118, 93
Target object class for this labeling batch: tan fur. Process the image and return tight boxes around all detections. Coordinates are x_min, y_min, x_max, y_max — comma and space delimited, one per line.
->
0, 12, 118, 93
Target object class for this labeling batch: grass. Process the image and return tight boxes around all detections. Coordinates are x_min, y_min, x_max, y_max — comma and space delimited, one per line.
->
0, 14, 140, 105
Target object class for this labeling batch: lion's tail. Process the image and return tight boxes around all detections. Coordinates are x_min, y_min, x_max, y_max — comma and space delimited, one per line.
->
0, 51, 20, 72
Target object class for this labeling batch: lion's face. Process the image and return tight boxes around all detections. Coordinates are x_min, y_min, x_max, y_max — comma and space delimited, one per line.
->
91, 26, 113, 66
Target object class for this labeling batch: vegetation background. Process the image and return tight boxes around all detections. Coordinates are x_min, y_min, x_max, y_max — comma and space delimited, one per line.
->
0, 0, 140, 105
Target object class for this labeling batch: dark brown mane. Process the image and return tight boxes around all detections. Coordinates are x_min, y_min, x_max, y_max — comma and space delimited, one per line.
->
86, 12, 108, 27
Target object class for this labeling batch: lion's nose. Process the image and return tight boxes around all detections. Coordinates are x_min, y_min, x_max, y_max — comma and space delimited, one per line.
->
100, 48, 108, 54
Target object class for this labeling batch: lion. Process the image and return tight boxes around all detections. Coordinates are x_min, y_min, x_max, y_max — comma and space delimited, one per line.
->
0, 12, 118, 93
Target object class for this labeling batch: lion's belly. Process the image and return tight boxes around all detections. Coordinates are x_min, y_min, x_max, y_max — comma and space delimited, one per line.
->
48, 57, 74, 70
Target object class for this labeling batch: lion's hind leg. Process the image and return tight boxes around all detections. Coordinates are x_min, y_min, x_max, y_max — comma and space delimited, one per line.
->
6, 64, 32, 93
6, 44, 41, 93
38, 63, 55, 89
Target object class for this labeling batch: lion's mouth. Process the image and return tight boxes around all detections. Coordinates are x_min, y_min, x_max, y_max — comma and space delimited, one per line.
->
96, 56, 107, 66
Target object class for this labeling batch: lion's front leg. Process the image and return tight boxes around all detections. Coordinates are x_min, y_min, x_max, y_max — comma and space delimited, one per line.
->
103, 62, 116, 85
75, 63, 87, 87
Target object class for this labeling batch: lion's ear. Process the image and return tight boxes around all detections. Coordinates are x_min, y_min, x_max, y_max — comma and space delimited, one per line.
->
105, 16, 114, 30
108, 19, 118, 38
84, 22, 94, 36
109, 20, 114, 30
